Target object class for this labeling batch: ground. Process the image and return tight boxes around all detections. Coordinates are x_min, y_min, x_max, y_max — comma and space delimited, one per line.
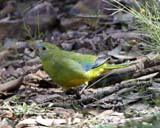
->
0, 0, 160, 128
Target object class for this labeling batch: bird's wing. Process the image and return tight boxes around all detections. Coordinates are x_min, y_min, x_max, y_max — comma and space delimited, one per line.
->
63, 51, 105, 71
91, 56, 110, 69
72, 54, 110, 71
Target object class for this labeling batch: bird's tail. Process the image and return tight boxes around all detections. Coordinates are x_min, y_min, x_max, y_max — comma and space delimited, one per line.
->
104, 63, 132, 70
86, 62, 132, 80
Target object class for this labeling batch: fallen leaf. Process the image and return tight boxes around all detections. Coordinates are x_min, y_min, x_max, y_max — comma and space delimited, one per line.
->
36, 116, 54, 127
53, 119, 67, 125
0, 118, 15, 128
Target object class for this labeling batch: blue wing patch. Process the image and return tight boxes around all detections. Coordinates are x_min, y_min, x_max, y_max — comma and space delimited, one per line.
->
77, 61, 94, 71
84, 63, 94, 71
78, 57, 109, 71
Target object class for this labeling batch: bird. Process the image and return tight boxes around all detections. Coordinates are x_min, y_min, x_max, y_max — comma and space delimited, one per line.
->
36, 42, 130, 90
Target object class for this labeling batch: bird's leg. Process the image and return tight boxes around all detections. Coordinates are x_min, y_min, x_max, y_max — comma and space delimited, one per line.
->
79, 84, 88, 95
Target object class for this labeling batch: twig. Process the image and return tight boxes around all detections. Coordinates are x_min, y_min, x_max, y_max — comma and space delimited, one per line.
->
77, 80, 152, 105
134, 65, 160, 78
0, 76, 23, 93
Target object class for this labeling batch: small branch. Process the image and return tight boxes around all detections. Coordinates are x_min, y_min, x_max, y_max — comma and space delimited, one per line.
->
0, 76, 23, 92
134, 65, 160, 78
77, 80, 151, 105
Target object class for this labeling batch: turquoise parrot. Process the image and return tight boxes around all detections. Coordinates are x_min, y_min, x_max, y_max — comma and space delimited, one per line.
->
36, 42, 129, 90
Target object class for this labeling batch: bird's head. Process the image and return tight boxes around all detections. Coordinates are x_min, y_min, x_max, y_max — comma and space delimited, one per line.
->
36, 42, 59, 59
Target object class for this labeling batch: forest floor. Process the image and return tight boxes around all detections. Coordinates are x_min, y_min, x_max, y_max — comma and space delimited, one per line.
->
0, 0, 160, 128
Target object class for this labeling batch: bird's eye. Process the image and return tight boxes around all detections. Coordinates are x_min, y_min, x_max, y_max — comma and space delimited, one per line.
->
42, 46, 46, 51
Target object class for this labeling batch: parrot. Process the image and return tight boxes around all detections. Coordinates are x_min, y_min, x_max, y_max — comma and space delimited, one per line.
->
36, 42, 130, 90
